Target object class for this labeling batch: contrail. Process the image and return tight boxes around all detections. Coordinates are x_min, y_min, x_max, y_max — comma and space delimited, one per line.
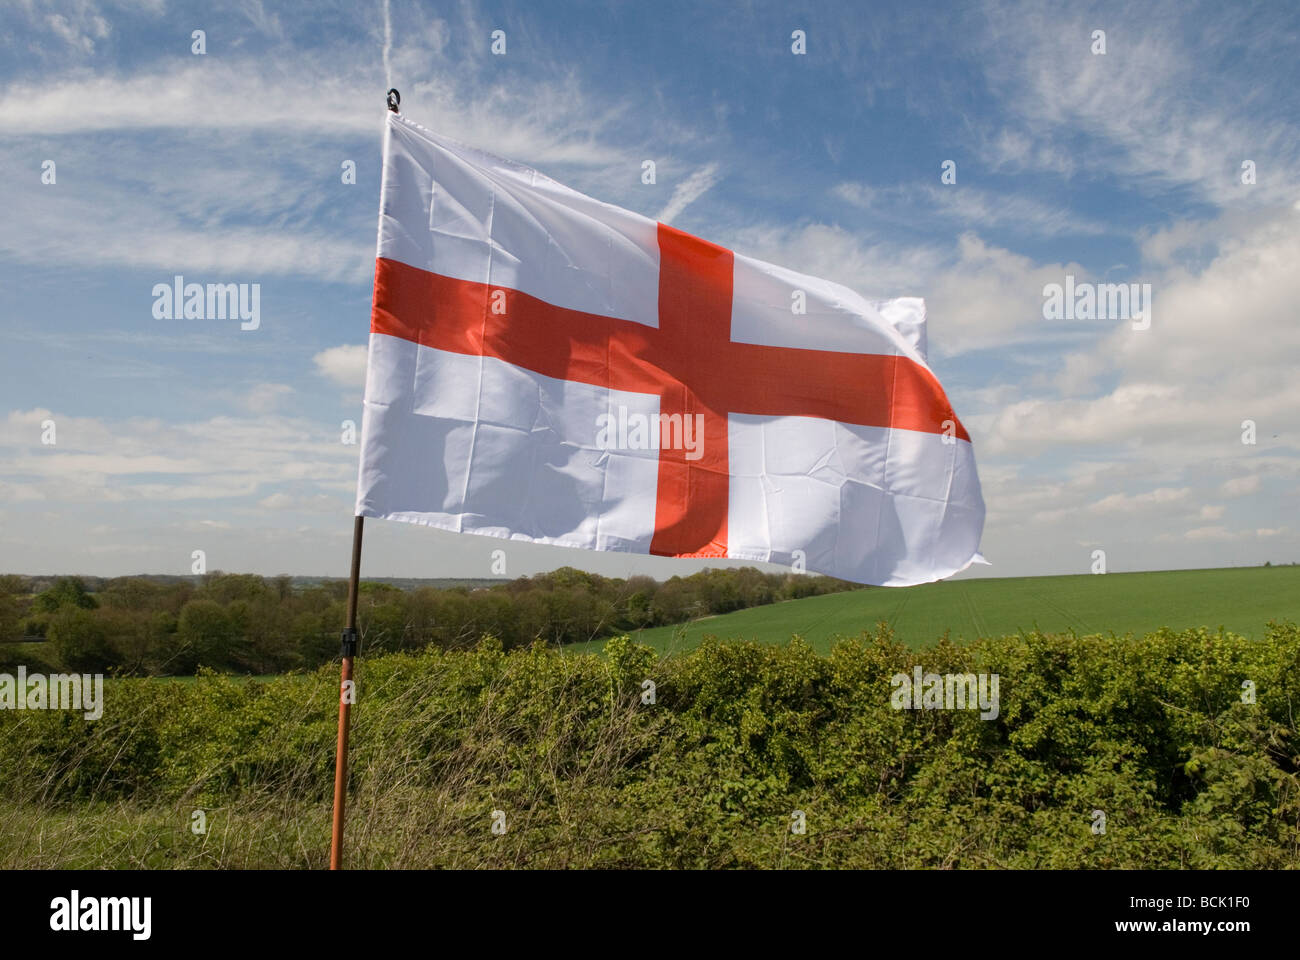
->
381, 0, 393, 89
656, 164, 721, 224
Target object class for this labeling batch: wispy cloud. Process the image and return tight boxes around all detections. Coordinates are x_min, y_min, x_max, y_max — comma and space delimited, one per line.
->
656, 164, 721, 224
972, 0, 1300, 206
833, 181, 1111, 238
1, 407, 356, 503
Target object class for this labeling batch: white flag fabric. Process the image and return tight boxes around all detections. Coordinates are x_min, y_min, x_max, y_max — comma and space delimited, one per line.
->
356, 111, 985, 586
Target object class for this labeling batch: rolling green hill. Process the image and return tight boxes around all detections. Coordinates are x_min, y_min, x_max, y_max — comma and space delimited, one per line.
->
571, 565, 1300, 655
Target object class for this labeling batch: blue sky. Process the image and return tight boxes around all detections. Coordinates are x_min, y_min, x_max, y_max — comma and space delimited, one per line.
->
1, 0, 1297, 581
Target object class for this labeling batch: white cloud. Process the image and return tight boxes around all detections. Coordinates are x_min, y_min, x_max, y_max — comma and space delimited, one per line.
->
1089, 487, 1191, 515
313, 345, 368, 388
656, 164, 721, 224
1184, 525, 1235, 542
833, 181, 1109, 238
926, 234, 1093, 355
0, 54, 655, 178
974, 0, 1300, 207
0, 163, 375, 282
724, 222, 943, 301
1, 407, 356, 506
46, 14, 96, 53
975, 206, 1300, 457
258, 492, 346, 513
242, 383, 294, 414
1221, 475, 1261, 498
0, 37, 700, 279
720, 221, 1098, 357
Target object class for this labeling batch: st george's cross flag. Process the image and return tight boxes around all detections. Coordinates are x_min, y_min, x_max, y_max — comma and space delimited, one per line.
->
355, 112, 986, 586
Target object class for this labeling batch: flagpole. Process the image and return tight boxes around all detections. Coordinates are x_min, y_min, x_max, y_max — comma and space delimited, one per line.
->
329, 88, 399, 871
329, 514, 364, 869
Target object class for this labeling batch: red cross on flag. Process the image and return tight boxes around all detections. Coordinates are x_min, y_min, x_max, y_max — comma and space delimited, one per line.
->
356, 112, 986, 586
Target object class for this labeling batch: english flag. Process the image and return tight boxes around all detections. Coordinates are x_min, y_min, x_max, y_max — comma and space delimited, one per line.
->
356, 112, 985, 586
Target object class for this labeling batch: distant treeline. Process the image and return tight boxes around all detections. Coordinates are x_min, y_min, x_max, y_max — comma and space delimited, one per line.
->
0, 567, 858, 676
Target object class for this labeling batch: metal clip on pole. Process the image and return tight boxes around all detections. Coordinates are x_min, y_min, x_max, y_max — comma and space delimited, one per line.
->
340, 627, 359, 658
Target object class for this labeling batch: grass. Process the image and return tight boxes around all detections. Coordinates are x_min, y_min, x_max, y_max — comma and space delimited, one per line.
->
146, 674, 277, 683
568, 565, 1300, 655
2, 800, 329, 869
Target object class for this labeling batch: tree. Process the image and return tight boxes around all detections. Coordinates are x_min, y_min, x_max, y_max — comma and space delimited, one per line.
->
176, 598, 237, 671
197, 573, 273, 607
32, 577, 97, 614
0, 575, 24, 642
47, 607, 117, 672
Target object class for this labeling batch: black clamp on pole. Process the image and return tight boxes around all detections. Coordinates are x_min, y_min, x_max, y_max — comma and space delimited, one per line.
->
386, 88, 400, 113
340, 627, 360, 658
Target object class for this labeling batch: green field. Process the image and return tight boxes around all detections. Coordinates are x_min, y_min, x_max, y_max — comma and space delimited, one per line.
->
571, 565, 1300, 655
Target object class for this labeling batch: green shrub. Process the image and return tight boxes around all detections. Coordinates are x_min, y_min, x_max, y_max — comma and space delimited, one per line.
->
1, 624, 1296, 868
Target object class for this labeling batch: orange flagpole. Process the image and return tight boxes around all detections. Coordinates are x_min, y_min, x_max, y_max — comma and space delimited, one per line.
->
330, 88, 400, 870
329, 514, 364, 870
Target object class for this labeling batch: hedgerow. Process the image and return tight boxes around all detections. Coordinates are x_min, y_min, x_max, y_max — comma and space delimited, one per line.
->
1, 624, 1296, 868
